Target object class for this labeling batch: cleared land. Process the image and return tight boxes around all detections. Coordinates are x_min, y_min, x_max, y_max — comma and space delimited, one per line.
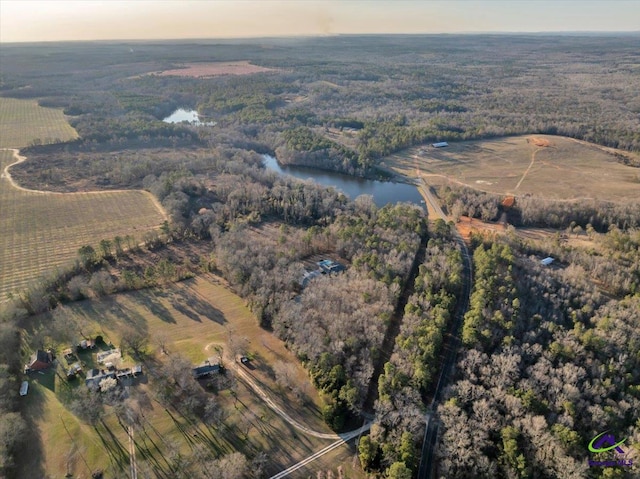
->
382, 135, 640, 201
149, 61, 277, 78
17, 275, 354, 478
0, 97, 78, 148
0, 149, 165, 300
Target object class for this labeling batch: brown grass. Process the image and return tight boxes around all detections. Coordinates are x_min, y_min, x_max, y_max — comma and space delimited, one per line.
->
18, 274, 358, 477
383, 134, 640, 202
150, 61, 277, 78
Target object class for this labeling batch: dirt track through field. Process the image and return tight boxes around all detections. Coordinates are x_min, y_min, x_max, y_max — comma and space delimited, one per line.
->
0, 148, 167, 300
2, 149, 167, 218
514, 147, 543, 191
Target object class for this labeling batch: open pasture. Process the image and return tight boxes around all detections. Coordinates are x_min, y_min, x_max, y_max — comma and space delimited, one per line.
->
0, 97, 78, 148
383, 135, 640, 201
18, 275, 343, 477
0, 149, 165, 299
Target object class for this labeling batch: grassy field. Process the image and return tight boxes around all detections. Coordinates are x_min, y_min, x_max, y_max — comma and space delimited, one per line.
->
0, 97, 79, 148
18, 275, 359, 478
0, 149, 166, 300
381, 135, 640, 201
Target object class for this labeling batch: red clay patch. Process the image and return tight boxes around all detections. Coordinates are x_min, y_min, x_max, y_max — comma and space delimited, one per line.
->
150, 61, 277, 78
527, 137, 551, 147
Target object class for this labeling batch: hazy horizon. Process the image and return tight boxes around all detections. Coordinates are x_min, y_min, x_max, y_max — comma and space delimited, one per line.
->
1, 0, 639, 43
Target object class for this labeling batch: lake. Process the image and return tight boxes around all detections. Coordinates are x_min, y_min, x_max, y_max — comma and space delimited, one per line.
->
163, 108, 216, 126
263, 155, 424, 209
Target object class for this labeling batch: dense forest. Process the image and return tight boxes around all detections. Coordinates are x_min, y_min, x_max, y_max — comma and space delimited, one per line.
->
436, 230, 640, 479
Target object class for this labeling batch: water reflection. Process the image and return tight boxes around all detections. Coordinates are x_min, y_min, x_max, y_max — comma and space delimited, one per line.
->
263, 155, 424, 209
163, 108, 216, 126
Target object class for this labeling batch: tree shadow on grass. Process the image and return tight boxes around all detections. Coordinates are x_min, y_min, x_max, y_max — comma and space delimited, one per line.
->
171, 287, 226, 325
134, 289, 176, 324
94, 422, 129, 474
14, 382, 47, 479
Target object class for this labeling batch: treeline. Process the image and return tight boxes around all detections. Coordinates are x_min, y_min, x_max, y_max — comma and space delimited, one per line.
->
361, 220, 463, 476
436, 237, 640, 478
276, 126, 365, 175
0, 321, 27, 477
437, 184, 640, 230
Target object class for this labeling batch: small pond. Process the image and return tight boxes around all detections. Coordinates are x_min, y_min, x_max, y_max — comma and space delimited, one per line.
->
263, 154, 424, 209
163, 108, 216, 126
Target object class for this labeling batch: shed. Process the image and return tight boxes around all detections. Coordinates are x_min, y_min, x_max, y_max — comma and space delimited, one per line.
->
67, 363, 82, 379
20, 381, 29, 396
432, 142, 449, 148
541, 257, 555, 266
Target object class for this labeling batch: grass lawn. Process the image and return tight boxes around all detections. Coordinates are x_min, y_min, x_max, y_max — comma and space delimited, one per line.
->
18, 275, 364, 477
382, 134, 640, 201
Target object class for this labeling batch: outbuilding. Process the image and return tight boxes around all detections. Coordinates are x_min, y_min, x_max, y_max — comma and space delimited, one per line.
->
26, 350, 53, 372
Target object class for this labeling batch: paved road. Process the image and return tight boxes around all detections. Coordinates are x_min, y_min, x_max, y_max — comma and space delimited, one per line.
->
415, 179, 474, 479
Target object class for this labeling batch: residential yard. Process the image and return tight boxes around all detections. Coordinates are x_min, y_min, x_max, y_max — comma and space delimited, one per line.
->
381, 135, 640, 201
17, 275, 363, 478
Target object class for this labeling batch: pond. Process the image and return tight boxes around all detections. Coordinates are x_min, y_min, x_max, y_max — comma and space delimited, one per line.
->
162, 108, 216, 126
263, 155, 424, 209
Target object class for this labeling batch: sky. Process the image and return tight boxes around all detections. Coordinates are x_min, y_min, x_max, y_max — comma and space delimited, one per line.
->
1, 0, 639, 43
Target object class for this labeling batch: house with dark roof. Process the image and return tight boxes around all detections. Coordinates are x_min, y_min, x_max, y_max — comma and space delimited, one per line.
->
317, 259, 346, 275
26, 350, 53, 372
192, 362, 221, 379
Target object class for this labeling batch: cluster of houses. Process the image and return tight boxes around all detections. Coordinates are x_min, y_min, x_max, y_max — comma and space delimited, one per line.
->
300, 259, 346, 288
23, 340, 142, 395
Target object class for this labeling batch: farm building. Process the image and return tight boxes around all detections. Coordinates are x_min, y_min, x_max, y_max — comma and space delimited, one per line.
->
541, 257, 555, 266
26, 350, 53, 372
432, 142, 449, 148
